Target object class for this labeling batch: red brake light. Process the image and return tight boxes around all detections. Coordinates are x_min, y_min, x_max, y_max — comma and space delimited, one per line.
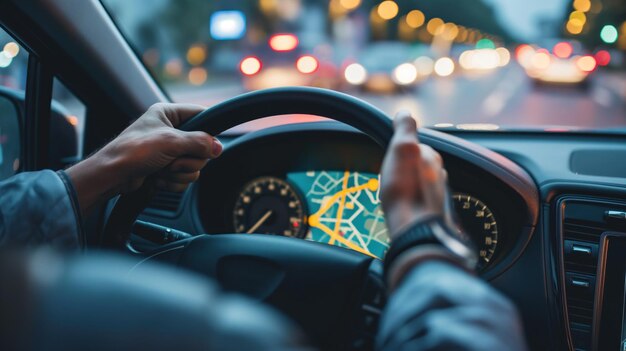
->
594, 50, 611, 66
296, 55, 319, 74
240, 56, 262, 76
515, 44, 533, 60
269, 34, 298, 52
553, 42, 573, 59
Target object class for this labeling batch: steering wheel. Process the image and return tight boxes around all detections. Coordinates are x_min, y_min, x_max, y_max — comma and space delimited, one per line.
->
102, 87, 394, 350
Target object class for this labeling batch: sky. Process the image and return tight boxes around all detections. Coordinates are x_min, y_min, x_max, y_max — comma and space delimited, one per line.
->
484, 0, 570, 41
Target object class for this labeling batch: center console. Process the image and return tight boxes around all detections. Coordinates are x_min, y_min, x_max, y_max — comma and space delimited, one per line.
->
555, 196, 626, 351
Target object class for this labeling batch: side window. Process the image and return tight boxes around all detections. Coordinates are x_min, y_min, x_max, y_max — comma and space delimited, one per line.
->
50, 78, 86, 168
0, 28, 27, 181
0, 96, 19, 179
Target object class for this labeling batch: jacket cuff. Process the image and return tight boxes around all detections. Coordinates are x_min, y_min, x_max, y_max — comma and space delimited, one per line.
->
386, 245, 475, 292
56, 170, 85, 248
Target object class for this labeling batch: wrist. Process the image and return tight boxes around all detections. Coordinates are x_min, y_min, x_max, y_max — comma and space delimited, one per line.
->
66, 149, 126, 215
385, 203, 440, 240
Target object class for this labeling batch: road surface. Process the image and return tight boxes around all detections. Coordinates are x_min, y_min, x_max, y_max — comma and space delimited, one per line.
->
168, 63, 626, 131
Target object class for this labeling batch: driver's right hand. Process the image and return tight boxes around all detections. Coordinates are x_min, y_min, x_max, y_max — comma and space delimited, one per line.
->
379, 111, 454, 241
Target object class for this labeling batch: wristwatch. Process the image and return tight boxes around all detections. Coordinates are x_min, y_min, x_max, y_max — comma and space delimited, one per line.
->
383, 215, 478, 279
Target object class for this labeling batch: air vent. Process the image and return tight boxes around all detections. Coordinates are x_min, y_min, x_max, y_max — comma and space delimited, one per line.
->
559, 198, 626, 351
144, 190, 184, 216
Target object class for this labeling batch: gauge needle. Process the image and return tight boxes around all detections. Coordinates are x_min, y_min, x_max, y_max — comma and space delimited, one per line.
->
247, 210, 273, 234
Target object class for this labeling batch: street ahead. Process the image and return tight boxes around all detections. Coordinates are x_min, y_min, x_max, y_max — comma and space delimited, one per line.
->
170, 63, 626, 131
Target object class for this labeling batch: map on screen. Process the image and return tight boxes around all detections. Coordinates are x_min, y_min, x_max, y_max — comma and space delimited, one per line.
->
287, 171, 390, 258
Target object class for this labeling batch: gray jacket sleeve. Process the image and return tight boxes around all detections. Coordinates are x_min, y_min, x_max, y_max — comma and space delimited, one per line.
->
377, 261, 528, 351
0, 170, 82, 250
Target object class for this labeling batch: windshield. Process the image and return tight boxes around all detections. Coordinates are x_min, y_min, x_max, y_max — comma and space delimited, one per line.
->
102, 0, 626, 132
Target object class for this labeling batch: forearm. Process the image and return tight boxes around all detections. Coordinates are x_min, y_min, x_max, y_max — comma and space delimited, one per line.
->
377, 259, 528, 351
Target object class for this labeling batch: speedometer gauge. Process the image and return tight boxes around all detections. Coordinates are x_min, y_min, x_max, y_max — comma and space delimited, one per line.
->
233, 176, 307, 238
452, 193, 499, 268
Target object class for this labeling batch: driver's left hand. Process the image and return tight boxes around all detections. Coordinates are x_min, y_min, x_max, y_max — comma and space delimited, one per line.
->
66, 103, 222, 215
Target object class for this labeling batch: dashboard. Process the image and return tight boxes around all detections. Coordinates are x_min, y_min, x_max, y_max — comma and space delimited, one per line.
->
134, 121, 626, 351
187, 123, 535, 280
230, 171, 499, 268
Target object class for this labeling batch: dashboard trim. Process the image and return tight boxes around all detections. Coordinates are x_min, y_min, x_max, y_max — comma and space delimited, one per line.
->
419, 127, 540, 227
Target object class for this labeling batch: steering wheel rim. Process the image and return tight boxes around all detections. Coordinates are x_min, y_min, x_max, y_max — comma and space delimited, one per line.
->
102, 86, 393, 248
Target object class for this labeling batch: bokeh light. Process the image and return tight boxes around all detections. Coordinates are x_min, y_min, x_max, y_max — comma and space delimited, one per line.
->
344, 63, 367, 85
259, 0, 277, 15
573, 0, 591, 12
269, 34, 299, 51
414, 56, 434, 76
406, 10, 425, 29
496, 47, 511, 66
164, 59, 183, 77
475, 38, 495, 50
459, 49, 501, 70
392, 63, 418, 85
339, 0, 361, 10
594, 50, 611, 66
530, 51, 551, 70
576, 55, 597, 72
566, 21, 584, 35
66, 115, 79, 127
3, 42, 19, 58
209, 11, 246, 40
456, 26, 468, 42
261, 0, 301, 20
188, 67, 207, 85
296, 55, 319, 74
240, 56, 262, 76
569, 11, 586, 25
0, 52, 12, 68
441, 23, 459, 41
553, 42, 573, 58
186, 45, 206, 66
329, 0, 349, 18
377, 1, 398, 20
434, 57, 455, 77
516, 44, 536, 68
426, 18, 444, 35
600, 25, 618, 44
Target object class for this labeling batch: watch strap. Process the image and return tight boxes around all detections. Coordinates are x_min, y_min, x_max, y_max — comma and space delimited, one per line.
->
383, 216, 476, 281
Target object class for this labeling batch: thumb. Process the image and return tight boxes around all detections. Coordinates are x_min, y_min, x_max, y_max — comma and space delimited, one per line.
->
393, 110, 419, 141
171, 130, 222, 159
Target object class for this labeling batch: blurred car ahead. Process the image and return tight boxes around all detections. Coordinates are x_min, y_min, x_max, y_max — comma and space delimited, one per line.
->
238, 33, 339, 91
517, 41, 603, 89
343, 42, 424, 94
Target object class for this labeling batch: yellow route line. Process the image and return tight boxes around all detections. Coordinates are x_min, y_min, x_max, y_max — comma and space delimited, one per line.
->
329, 171, 350, 245
314, 220, 376, 258
308, 173, 379, 257
311, 183, 371, 217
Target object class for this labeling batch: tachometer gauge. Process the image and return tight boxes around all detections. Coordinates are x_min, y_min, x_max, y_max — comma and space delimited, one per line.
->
233, 176, 307, 238
452, 193, 499, 268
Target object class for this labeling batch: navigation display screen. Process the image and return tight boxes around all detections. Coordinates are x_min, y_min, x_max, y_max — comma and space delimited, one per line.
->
287, 171, 389, 259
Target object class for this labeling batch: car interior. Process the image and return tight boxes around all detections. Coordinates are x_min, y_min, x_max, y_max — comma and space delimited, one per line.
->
0, 1, 625, 350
